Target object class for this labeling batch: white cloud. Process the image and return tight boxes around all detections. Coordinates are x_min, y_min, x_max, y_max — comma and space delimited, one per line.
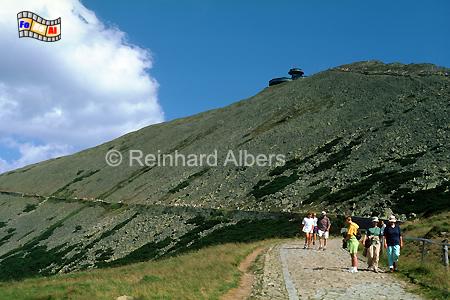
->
0, 0, 164, 173
0, 139, 71, 173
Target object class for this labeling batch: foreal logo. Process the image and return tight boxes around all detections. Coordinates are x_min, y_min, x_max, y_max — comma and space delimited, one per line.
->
17, 11, 61, 42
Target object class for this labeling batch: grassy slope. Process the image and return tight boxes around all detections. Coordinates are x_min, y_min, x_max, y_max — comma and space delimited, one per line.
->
352, 212, 449, 299
0, 240, 275, 300
361, 211, 450, 299
0, 212, 448, 299
394, 211, 450, 299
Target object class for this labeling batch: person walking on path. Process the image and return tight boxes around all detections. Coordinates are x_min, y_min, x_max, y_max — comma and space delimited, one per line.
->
345, 216, 360, 273
362, 216, 382, 272
318, 211, 331, 251
383, 215, 403, 272
312, 212, 318, 247
302, 212, 314, 249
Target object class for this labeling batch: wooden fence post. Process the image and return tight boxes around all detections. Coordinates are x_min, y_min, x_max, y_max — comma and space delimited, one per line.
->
443, 239, 449, 268
420, 240, 426, 263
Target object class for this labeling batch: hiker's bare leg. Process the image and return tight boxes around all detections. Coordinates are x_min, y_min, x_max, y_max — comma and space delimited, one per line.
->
351, 254, 358, 268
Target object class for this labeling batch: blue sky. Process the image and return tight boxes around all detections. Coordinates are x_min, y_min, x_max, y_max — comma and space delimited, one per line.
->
84, 0, 450, 121
0, 0, 449, 171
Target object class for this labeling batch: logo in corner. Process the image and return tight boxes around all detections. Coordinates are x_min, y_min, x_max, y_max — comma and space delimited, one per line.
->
17, 11, 61, 42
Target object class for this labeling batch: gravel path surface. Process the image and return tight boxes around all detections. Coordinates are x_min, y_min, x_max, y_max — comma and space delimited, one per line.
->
253, 239, 423, 300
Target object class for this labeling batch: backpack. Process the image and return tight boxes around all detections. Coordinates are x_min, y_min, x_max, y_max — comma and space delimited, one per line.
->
342, 238, 347, 249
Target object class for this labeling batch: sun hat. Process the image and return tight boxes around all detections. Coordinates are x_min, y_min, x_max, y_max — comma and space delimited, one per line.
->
388, 215, 397, 222
321, 211, 326, 215
371, 217, 379, 223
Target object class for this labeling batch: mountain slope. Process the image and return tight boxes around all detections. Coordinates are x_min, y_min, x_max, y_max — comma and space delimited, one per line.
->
0, 61, 449, 279
1, 61, 448, 215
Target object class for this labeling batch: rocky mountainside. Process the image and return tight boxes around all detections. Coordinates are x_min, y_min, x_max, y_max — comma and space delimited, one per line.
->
0, 61, 449, 279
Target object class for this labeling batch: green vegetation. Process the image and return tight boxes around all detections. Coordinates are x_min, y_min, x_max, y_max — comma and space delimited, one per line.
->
263, 137, 344, 190
0, 61, 449, 290
323, 170, 423, 204
310, 137, 361, 174
184, 217, 298, 249
52, 169, 100, 198
0, 232, 15, 247
108, 202, 123, 210
0, 202, 299, 281
23, 203, 38, 213
18, 230, 34, 240
0, 207, 86, 281
392, 181, 450, 216
0, 61, 448, 215
99, 215, 300, 268
303, 186, 332, 204
392, 152, 425, 167
381, 212, 449, 299
168, 168, 210, 194
250, 173, 299, 199
249, 135, 362, 200
101, 237, 173, 268
141, 274, 162, 283
269, 157, 306, 176
0, 241, 274, 300
98, 166, 153, 199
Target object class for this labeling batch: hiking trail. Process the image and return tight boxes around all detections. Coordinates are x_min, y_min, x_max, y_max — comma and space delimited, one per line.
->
250, 239, 423, 300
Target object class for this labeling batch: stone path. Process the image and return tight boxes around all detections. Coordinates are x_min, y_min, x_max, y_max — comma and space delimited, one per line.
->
252, 239, 423, 300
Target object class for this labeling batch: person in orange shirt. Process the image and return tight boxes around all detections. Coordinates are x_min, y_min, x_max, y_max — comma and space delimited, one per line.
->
345, 216, 360, 273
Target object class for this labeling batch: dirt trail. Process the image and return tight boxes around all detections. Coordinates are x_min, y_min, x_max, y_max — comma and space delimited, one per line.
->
252, 239, 423, 300
221, 247, 264, 300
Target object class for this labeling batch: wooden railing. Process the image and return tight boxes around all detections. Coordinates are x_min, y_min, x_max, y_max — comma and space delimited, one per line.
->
404, 237, 449, 267
359, 229, 449, 267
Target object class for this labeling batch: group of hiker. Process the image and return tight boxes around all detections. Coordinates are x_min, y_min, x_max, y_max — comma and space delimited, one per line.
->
301, 211, 331, 250
301, 212, 403, 274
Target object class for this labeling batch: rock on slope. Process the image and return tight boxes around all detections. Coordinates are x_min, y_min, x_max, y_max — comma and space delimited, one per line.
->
1, 60, 448, 215
0, 61, 449, 279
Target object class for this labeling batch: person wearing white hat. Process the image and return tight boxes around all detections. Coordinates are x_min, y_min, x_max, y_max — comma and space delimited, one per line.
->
383, 215, 403, 272
317, 211, 331, 250
362, 216, 382, 272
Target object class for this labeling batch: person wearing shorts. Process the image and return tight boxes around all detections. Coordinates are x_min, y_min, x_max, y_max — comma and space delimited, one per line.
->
312, 212, 318, 246
301, 212, 314, 249
317, 211, 331, 250
345, 216, 360, 273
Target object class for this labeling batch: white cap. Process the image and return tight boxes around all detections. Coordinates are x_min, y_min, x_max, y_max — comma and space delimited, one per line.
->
388, 215, 397, 222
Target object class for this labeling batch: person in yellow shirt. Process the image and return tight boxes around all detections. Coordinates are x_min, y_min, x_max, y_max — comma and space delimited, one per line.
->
345, 216, 360, 273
